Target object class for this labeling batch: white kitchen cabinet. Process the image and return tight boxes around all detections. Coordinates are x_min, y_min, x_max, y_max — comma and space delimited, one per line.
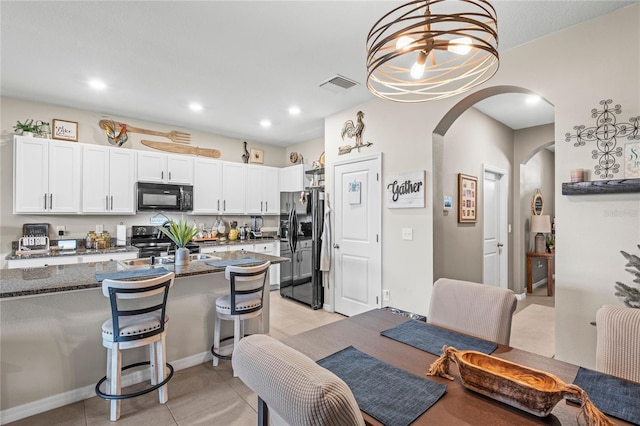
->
192, 158, 223, 214
137, 151, 193, 184
7, 255, 79, 269
252, 241, 280, 287
221, 162, 246, 214
200, 245, 228, 254
82, 145, 136, 214
246, 165, 279, 215
227, 243, 253, 252
14, 136, 81, 214
279, 164, 309, 192
76, 252, 137, 263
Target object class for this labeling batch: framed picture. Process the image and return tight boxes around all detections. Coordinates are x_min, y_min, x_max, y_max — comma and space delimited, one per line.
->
52, 119, 78, 142
458, 173, 478, 223
250, 148, 264, 164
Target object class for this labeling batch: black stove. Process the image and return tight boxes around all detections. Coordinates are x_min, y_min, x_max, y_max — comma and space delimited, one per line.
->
131, 225, 200, 258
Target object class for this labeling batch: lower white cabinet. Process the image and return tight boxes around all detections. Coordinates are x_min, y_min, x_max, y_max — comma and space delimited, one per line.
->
7, 251, 138, 269
200, 241, 280, 287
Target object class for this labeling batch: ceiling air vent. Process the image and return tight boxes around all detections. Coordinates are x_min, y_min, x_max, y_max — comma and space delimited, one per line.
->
319, 74, 359, 93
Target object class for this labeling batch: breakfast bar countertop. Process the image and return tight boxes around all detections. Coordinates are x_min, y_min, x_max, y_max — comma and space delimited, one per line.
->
0, 250, 288, 299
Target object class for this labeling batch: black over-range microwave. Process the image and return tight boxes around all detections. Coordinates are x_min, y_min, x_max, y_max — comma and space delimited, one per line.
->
137, 182, 193, 212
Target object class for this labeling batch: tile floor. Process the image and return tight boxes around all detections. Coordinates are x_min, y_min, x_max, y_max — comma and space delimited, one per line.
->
7, 287, 554, 426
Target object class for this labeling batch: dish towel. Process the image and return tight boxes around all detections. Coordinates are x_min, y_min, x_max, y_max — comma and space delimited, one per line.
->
320, 202, 331, 272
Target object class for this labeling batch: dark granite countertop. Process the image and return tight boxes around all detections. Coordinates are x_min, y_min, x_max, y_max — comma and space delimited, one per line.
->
5, 246, 139, 261
0, 251, 288, 299
195, 237, 280, 247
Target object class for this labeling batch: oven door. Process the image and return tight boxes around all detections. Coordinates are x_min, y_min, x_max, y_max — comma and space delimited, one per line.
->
137, 182, 184, 211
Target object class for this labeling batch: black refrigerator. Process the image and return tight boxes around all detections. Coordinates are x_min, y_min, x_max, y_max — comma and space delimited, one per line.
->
279, 188, 324, 309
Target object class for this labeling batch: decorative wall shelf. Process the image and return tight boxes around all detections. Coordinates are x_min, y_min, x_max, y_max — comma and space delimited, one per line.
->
562, 178, 640, 195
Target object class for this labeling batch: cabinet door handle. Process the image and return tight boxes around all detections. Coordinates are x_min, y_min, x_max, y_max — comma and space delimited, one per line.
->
169, 171, 172, 181
265, 201, 268, 211
49, 194, 53, 209
44, 193, 47, 210
223, 200, 226, 211
106, 195, 109, 210
110, 196, 114, 210
261, 201, 263, 212
217, 200, 220, 211
161, 171, 164, 180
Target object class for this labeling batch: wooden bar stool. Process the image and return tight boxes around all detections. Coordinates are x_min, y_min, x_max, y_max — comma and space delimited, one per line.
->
211, 262, 270, 371
95, 272, 175, 421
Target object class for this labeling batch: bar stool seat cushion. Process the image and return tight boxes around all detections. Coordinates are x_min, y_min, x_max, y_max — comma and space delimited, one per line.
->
215, 294, 261, 314
101, 313, 168, 339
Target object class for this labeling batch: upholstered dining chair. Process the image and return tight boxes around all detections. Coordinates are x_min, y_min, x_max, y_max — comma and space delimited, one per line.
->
596, 304, 640, 383
428, 278, 517, 345
233, 334, 365, 426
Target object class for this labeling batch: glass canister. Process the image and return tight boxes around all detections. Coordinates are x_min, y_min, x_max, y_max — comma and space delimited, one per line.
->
101, 231, 111, 248
86, 231, 96, 249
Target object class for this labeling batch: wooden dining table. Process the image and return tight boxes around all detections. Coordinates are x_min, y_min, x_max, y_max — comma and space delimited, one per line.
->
283, 309, 629, 426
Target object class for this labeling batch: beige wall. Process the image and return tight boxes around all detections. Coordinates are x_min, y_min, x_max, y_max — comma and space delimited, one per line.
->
440, 107, 514, 284
324, 4, 639, 369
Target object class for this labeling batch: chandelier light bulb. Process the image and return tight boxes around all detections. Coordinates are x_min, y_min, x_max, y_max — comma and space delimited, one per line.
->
447, 37, 473, 55
396, 35, 415, 50
410, 51, 427, 79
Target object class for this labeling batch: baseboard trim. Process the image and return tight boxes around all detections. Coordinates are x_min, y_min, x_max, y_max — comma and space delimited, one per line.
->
516, 292, 526, 301
0, 349, 220, 425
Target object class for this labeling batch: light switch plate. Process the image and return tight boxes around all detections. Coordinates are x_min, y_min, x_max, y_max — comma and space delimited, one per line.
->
402, 228, 413, 240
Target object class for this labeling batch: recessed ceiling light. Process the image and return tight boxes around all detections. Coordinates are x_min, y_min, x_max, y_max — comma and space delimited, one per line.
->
288, 106, 301, 116
260, 119, 272, 128
88, 79, 106, 90
526, 95, 541, 104
189, 103, 203, 112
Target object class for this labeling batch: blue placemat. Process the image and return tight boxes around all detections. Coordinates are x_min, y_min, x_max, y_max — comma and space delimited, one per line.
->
572, 367, 640, 425
381, 320, 498, 355
96, 267, 170, 282
205, 257, 261, 267
317, 346, 446, 426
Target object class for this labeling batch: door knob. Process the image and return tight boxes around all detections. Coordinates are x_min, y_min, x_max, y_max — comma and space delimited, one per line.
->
497, 243, 504, 247
333, 243, 340, 249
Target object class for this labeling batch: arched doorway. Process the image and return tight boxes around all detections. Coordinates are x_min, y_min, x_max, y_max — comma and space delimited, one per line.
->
432, 85, 555, 294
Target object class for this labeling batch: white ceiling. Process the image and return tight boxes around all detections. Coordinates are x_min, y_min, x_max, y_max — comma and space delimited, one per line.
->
1, 1, 634, 146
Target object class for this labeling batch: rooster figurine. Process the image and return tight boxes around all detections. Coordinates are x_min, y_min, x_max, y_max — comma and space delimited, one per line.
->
99, 119, 129, 147
339, 111, 373, 155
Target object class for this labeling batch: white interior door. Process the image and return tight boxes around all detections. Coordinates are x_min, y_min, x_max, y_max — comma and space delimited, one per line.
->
483, 166, 508, 288
333, 155, 381, 316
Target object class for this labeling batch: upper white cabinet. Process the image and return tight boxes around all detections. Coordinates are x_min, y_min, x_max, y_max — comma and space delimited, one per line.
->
247, 165, 279, 215
137, 151, 193, 184
279, 164, 309, 192
14, 136, 81, 214
221, 162, 246, 214
192, 157, 223, 214
82, 145, 136, 214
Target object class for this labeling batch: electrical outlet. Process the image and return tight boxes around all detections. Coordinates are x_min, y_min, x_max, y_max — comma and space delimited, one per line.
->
402, 228, 413, 240
56, 226, 65, 236
383, 290, 390, 301
96, 224, 104, 233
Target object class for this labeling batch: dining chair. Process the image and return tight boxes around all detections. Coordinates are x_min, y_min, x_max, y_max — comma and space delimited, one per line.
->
233, 334, 365, 426
95, 272, 175, 421
211, 261, 270, 371
428, 278, 517, 345
596, 304, 640, 382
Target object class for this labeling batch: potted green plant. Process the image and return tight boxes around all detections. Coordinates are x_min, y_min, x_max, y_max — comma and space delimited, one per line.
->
13, 119, 37, 137
546, 236, 555, 254
158, 219, 198, 266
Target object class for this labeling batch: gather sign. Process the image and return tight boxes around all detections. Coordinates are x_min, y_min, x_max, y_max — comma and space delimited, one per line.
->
385, 171, 425, 208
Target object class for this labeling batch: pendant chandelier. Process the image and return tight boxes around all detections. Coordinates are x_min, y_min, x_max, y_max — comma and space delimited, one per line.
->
366, 0, 499, 102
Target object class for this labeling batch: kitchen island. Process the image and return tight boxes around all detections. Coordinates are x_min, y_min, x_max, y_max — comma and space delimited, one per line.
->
0, 251, 288, 422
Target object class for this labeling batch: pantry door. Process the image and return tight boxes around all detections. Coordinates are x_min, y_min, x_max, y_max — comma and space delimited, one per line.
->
333, 154, 382, 316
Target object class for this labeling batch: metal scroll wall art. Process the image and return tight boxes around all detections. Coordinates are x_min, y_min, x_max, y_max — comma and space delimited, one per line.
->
565, 99, 639, 179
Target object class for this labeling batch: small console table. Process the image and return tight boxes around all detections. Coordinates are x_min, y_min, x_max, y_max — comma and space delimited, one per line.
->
526, 252, 554, 296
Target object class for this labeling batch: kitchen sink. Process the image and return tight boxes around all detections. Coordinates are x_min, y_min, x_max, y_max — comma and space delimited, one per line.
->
118, 253, 219, 268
